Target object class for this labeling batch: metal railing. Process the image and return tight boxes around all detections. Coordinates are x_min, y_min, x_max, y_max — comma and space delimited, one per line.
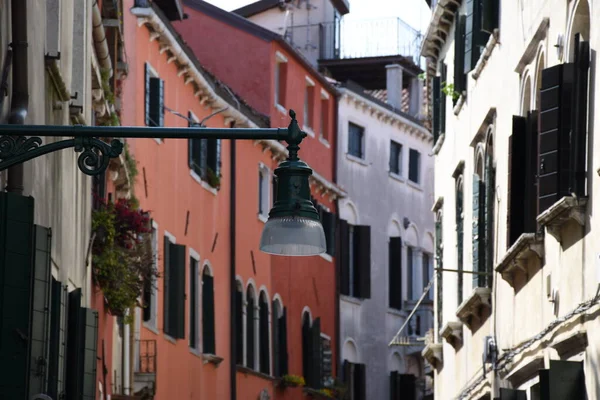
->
285, 17, 423, 62
138, 339, 157, 374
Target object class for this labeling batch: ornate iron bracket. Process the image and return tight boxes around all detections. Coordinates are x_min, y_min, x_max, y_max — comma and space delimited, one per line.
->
0, 135, 123, 176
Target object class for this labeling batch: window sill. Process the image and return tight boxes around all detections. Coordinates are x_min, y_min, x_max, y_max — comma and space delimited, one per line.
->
276, 104, 287, 116
346, 153, 368, 166
432, 133, 445, 155
406, 179, 422, 191
472, 29, 499, 80
236, 365, 275, 381
455, 287, 491, 330
318, 252, 333, 262
387, 307, 406, 317
340, 294, 363, 305
203, 353, 224, 366
143, 321, 160, 335
439, 321, 463, 349
164, 334, 177, 344
303, 126, 315, 137
421, 342, 443, 369
190, 169, 218, 196
389, 172, 404, 183
319, 135, 330, 148
258, 213, 268, 223
537, 196, 587, 242
154, 138, 162, 144
190, 347, 202, 358
496, 233, 544, 287
453, 94, 466, 116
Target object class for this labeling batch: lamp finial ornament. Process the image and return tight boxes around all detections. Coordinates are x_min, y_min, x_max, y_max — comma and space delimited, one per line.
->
286, 109, 306, 161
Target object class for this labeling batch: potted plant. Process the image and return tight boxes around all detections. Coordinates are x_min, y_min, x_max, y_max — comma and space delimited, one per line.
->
277, 374, 306, 389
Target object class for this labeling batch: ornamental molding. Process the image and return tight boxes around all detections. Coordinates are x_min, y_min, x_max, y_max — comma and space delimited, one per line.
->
537, 196, 588, 242
456, 287, 491, 330
496, 233, 544, 286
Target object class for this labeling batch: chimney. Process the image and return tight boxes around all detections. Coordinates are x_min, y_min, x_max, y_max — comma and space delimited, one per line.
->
409, 76, 423, 118
386, 64, 403, 110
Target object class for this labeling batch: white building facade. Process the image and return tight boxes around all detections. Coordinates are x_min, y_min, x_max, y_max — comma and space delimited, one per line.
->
421, 0, 600, 398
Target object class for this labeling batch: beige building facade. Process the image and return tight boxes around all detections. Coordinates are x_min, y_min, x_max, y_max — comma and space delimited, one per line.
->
421, 0, 600, 398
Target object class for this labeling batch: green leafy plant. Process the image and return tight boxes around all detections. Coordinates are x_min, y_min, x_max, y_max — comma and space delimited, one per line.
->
442, 82, 461, 101
92, 197, 157, 321
206, 167, 221, 190
279, 374, 306, 388
101, 69, 116, 105
417, 72, 427, 81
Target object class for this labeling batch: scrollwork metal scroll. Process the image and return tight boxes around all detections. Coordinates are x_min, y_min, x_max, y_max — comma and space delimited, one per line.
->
0, 135, 123, 176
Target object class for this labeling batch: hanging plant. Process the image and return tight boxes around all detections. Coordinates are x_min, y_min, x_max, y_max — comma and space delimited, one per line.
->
441, 82, 461, 101
92, 197, 157, 321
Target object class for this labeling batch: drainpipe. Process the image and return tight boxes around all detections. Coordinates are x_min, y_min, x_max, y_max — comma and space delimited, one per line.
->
229, 124, 237, 400
92, 0, 113, 76
333, 93, 341, 378
6, 0, 29, 195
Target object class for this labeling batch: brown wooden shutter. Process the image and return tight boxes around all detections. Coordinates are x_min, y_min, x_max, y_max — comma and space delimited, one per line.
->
389, 237, 402, 309
339, 219, 350, 295
508, 116, 527, 246
355, 225, 371, 299
169, 243, 186, 339
571, 35, 589, 197
538, 63, 574, 214
524, 110, 540, 232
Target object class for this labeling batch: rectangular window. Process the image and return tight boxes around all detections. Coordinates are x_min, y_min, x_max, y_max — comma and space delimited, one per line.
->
258, 165, 270, 218
408, 149, 420, 183
389, 141, 402, 175
275, 56, 288, 108
304, 82, 315, 129
145, 63, 164, 127
348, 123, 364, 158
188, 112, 221, 188
341, 222, 371, 298
407, 246, 414, 300
320, 95, 330, 141
189, 257, 199, 349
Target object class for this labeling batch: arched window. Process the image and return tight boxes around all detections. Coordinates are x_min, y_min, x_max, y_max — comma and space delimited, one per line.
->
272, 297, 288, 377
235, 280, 244, 365
202, 265, 215, 354
259, 291, 270, 375
246, 286, 256, 369
567, 0, 590, 61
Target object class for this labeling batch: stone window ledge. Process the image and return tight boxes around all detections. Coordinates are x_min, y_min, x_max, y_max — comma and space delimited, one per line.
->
203, 353, 224, 366
550, 329, 588, 359
505, 355, 545, 388
432, 133, 445, 155
537, 196, 587, 241
456, 287, 491, 329
452, 94, 466, 116
439, 321, 463, 348
472, 29, 499, 80
496, 233, 544, 286
421, 343, 443, 369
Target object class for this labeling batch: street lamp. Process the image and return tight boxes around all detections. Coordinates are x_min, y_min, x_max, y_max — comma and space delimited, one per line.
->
0, 110, 326, 256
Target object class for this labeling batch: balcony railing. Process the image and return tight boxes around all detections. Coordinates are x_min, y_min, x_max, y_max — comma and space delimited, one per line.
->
285, 17, 423, 62
138, 339, 157, 374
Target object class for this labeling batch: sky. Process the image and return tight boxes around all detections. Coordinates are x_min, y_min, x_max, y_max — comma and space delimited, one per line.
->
204, 0, 432, 35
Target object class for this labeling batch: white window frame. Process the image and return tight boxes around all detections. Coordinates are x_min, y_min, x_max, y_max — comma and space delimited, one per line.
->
145, 63, 162, 144
304, 76, 316, 136
319, 89, 331, 146
275, 51, 288, 114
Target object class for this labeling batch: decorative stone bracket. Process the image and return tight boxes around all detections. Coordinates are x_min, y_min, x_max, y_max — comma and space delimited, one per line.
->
456, 287, 491, 330
439, 321, 463, 348
496, 233, 544, 286
537, 196, 587, 242
422, 343, 443, 369
203, 353, 224, 366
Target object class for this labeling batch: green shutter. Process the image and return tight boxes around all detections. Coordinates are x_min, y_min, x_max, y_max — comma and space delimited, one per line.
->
272, 301, 280, 376
82, 308, 98, 400
47, 278, 62, 399
524, 111, 539, 232
203, 274, 216, 354
149, 77, 164, 127
454, 15, 466, 99
464, 0, 489, 73
169, 243, 186, 339
28, 226, 53, 397
484, 156, 495, 288
259, 296, 269, 374
571, 35, 589, 197
399, 374, 416, 398
163, 236, 171, 336
355, 225, 371, 299
235, 289, 243, 365
311, 318, 322, 388
279, 308, 288, 376
456, 180, 464, 304
145, 63, 151, 126
472, 175, 485, 287
0, 193, 35, 398
246, 293, 255, 368
189, 260, 197, 349
302, 314, 310, 381
432, 76, 441, 142
390, 371, 399, 400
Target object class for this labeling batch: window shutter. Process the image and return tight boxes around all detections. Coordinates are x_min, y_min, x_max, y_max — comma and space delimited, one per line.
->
571, 35, 589, 197
66, 289, 83, 400
355, 363, 366, 400
163, 237, 171, 336
399, 374, 416, 398
145, 63, 151, 126
82, 308, 98, 400
259, 297, 269, 374
456, 182, 464, 304
440, 64, 447, 132
454, 15, 466, 98
279, 307, 288, 375
203, 274, 216, 354
472, 175, 485, 287
538, 63, 574, 214
169, 244, 186, 339
540, 360, 585, 399
355, 225, 371, 299
508, 116, 527, 246
435, 218, 443, 328
342, 360, 351, 384
0, 193, 34, 399
143, 279, 152, 322
272, 302, 279, 376
311, 318, 322, 388
464, 0, 488, 73
538, 369, 550, 400
498, 388, 527, 400
302, 315, 310, 380
481, 0, 499, 33
149, 77, 164, 127
339, 219, 350, 295
28, 226, 53, 397
484, 156, 495, 287
322, 211, 336, 256
432, 76, 441, 142
524, 110, 539, 233
48, 278, 63, 399
246, 297, 255, 368
390, 371, 399, 400
235, 290, 243, 365
389, 237, 402, 309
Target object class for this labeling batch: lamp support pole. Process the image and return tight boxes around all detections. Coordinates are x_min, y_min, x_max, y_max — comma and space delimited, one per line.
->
0, 110, 306, 176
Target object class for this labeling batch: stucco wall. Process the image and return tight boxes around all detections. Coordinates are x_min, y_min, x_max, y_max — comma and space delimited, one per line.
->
337, 89, 434, 399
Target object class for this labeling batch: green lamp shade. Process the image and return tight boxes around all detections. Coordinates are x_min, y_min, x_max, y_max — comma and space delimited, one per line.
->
260, 215, 326, 256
